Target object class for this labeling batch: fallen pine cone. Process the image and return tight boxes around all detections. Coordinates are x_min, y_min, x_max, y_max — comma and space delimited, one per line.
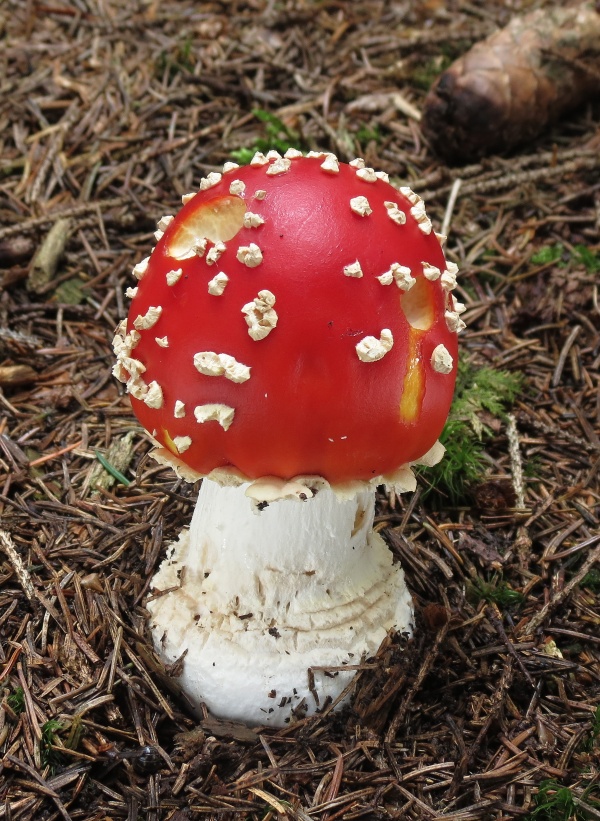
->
421, 4, 600, 164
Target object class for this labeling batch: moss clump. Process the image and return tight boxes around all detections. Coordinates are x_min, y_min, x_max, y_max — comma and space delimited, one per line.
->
467, 576, 525, 609
6, 686, 25, 715
421, 357, 523, 505
529, 778, 600, 820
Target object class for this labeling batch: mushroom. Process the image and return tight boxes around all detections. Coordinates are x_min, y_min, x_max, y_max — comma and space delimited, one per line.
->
113, 151, 461, 726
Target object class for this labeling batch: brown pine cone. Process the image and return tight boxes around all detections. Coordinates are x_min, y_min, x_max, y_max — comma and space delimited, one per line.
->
421, 4, 600, 164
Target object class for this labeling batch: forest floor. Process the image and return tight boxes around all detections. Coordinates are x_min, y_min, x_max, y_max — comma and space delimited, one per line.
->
0, 1, 599, 819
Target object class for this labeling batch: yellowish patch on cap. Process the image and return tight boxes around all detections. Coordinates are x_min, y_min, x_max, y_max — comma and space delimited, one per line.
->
162, 428, 178, 455
399, 330, 425, 424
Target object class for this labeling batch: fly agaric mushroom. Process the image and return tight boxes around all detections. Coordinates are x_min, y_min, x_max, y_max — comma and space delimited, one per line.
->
113, 151, 462, 726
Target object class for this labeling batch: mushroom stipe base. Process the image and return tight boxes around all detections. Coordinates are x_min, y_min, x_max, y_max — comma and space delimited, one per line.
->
147, 479, 414, 727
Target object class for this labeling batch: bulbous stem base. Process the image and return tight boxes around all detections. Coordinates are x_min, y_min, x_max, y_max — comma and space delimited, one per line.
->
147, 479, 413, 726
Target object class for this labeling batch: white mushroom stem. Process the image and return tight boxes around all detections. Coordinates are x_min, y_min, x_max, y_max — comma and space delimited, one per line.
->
146, 479, 413, 727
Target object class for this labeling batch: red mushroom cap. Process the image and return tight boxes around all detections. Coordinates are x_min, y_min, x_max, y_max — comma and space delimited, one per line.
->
113, 152, 462, 485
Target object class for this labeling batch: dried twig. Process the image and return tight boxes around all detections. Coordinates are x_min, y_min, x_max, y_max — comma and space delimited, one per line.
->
518, 541, 600, 636
0, 529, 36, 602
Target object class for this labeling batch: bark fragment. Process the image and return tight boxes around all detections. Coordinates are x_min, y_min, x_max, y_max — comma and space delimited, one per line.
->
27, 218, 73, 293
0, 365, 37, 386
